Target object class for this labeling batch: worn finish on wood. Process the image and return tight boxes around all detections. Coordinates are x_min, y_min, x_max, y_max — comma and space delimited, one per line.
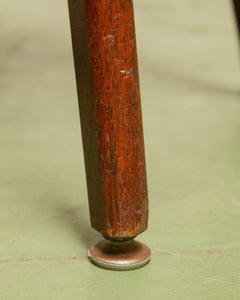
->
68, 0, 148, 239
233, 0, 240, 41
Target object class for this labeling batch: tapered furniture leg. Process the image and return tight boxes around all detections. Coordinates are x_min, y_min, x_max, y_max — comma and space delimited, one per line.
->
68, 0, 150, 270
233, 0, 240, 40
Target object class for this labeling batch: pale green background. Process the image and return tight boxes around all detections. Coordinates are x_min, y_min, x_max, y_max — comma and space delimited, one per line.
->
1, 0, 240, 299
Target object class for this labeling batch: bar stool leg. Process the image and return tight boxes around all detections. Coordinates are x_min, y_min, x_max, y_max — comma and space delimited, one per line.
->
68, 0, 150, 270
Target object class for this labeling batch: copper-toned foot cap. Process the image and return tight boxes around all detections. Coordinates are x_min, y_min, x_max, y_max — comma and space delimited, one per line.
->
88, 239, 151, 271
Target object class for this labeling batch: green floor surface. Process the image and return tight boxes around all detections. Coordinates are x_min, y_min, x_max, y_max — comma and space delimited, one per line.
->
1, 0, 240, 299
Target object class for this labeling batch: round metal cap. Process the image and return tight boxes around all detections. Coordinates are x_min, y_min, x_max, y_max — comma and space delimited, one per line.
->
88, 239, 151, 271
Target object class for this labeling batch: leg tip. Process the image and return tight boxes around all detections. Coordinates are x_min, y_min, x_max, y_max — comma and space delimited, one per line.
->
88, 239, 151, 271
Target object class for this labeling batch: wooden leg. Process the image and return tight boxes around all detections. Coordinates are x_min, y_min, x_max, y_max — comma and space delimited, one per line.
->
232, 0, 240, 40
68, 0, 150, 270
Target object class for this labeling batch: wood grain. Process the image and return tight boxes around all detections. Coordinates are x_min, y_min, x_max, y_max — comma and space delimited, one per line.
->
68, 0, 148, 240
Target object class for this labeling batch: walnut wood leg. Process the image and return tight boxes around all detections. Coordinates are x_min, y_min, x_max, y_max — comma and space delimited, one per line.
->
68, 0, 150, 270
